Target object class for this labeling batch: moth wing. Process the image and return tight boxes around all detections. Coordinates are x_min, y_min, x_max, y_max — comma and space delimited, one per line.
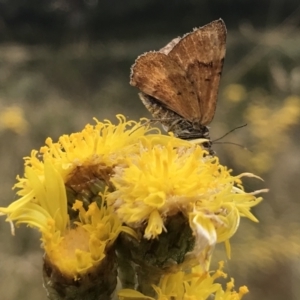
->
159, 37, 181, 55
130, 51, 201, 122
168, 19, 226, 125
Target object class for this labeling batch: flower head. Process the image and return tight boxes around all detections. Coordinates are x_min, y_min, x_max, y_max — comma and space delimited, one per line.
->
108, 140, 265, 263
14, 115, 158, 198
118, 261, 249, 300
0, 105, 28, 135
0, 159, 128, 278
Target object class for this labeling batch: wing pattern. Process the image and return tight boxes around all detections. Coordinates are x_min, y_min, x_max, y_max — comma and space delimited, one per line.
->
130, 51, 201, 122
130, 19, 227, 125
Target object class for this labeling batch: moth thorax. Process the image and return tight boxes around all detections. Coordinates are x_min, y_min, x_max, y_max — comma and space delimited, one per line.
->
173, 121, 214, 155
173, 120, 210, 140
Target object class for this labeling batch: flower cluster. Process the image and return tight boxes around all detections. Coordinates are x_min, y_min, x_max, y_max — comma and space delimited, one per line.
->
119, 262, 249, 300
0, 115, 266, 299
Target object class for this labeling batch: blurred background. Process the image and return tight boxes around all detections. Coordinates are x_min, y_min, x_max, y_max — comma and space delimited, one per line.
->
0, 0, 299, 299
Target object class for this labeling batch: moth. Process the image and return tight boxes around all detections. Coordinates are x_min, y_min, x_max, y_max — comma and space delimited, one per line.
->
130, 19, 227, 154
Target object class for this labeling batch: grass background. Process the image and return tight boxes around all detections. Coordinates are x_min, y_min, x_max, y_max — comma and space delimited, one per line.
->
0, 1, 300, 299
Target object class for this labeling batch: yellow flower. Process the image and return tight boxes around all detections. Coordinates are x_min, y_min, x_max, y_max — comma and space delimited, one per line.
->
118, 261, 249, 300
13, 115, 159, 198
45, 198, 127, 277
230, 94, 300, 173
223, 84, 247, 103
0, 160, 68, 233
0, 105, 28, 135
108, 141, 266, 256
0, 160, 128, 278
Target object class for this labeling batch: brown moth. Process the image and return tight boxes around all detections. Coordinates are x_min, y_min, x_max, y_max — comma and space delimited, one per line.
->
130, 19, 227, 155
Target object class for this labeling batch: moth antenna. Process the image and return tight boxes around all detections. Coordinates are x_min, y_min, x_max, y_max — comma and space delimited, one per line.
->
213, 141, 252, 152
212, 124, 247, 142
